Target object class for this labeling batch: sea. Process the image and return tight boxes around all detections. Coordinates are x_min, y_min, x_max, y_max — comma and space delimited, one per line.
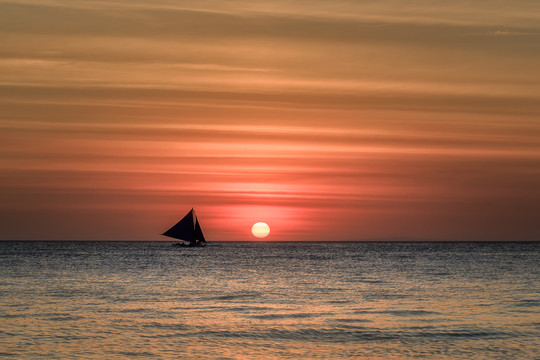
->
0, 241, 538, 359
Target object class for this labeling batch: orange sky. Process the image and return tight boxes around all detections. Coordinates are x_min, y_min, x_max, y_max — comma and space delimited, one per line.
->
1, 0, 539, 241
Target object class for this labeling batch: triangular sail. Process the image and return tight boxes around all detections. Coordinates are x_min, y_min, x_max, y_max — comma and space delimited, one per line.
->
162, 209, 195, 242
194, 219, 206, 244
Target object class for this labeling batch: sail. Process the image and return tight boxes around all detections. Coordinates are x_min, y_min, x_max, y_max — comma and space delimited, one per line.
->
162, 209, 195, 242
194, 218, 206, 244
162, 209, 207, 246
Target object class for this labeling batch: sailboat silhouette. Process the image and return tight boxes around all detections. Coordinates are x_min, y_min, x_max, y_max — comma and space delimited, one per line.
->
162, 208, 207, 247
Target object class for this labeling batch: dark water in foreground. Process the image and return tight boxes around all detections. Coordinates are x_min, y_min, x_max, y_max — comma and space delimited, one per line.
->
0, 241, 539, 359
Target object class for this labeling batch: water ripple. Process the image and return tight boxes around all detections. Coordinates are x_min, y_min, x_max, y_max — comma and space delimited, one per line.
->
0, 241, 538, 360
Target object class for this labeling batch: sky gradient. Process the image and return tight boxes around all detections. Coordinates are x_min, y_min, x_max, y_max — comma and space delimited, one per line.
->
1, 0, 539, 241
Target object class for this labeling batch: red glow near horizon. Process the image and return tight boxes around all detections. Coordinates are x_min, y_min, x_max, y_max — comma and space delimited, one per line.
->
200, 205, 303, 241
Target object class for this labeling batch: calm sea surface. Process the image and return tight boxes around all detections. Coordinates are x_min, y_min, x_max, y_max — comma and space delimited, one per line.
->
1, 241, 538, 359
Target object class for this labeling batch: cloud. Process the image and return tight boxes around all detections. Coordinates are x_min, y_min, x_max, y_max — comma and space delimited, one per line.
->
493, 29, 540, 36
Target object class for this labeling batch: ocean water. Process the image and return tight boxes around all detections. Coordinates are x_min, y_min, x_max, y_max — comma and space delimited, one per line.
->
0, 241, 538, 359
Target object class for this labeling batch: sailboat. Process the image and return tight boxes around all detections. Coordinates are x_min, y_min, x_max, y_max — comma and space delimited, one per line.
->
162, 208, 207, 247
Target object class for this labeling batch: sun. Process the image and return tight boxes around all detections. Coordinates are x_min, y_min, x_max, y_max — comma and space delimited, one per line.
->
251, 222, 270, 238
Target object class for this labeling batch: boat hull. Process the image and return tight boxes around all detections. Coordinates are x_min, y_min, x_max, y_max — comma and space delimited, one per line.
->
173, 242, 206, 247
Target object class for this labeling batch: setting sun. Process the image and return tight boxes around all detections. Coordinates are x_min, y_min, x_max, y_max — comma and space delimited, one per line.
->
251, 222, 270, 238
